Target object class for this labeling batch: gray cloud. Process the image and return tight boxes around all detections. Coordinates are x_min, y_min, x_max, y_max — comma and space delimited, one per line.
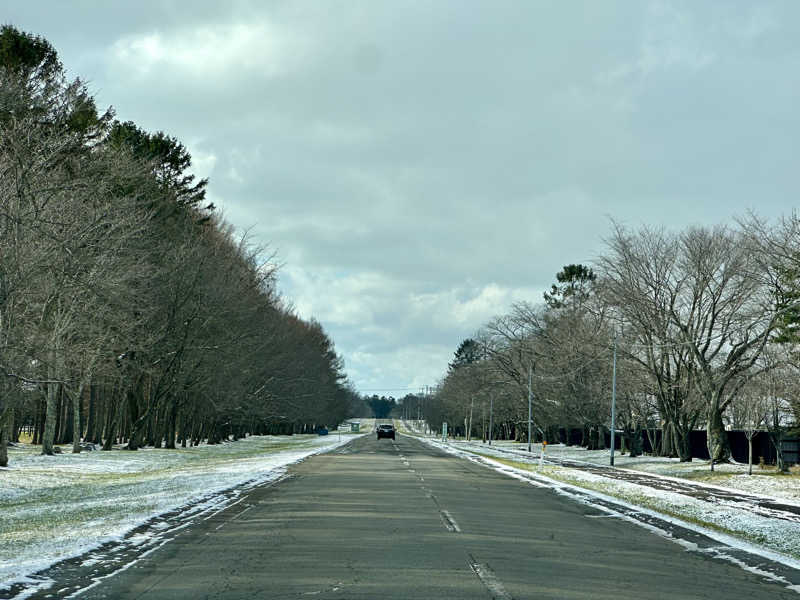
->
6, 0, 800, 391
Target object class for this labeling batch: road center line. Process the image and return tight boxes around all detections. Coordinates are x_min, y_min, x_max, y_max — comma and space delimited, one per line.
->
468, 554, 514, 600
440, 509, 461, 533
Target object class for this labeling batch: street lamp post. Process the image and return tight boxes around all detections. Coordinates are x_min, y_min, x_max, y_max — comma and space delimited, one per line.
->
468, 397, 474, 442
488, 392, 494, 446
610, 331, 618, 467
527, 364, 533, 453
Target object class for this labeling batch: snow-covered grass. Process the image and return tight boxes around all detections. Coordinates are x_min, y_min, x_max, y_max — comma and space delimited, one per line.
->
437, 436, 800, 503
0, 426, 369, 588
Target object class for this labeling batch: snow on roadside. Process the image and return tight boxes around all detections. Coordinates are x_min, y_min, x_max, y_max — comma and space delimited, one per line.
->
445, 439, 800, 510
420, 435, 800, 503
0, 432, 361, 588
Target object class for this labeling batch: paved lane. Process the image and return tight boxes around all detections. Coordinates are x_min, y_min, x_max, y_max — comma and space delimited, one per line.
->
79, 434, 795, 599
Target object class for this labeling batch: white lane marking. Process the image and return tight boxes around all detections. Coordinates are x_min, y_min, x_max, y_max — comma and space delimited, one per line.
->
468, 554, 513, 600
303, 581, 346, 595
440, 509, 461, 533
215, 504, 254, 531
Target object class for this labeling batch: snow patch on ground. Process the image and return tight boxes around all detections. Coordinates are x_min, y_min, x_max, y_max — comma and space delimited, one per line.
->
0, 432, 363, 589
479, 439, 800, 502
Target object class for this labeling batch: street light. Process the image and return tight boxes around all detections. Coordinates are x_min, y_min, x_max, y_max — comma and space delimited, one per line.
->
488, 391, 494, 446
610, 330, 618, 467
527, 364, 533, 453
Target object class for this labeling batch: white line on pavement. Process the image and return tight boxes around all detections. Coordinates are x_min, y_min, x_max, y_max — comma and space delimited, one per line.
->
468, 554, 513, 600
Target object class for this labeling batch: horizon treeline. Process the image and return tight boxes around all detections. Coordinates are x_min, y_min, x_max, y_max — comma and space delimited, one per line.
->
0, 26, 359, 467
426, 219, 800, 471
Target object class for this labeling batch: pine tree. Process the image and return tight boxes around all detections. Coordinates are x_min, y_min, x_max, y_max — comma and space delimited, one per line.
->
449, 338, 482, 371
543, 264, 596, 309
107, 121, 211, 213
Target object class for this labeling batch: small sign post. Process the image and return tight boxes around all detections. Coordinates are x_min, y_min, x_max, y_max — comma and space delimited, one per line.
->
539, 440, 547, 469
442, 422, 448, 442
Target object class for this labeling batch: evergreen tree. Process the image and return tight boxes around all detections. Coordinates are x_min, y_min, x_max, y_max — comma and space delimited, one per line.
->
107, 120, 212, 213
543, 264, 596, 309
449, 338, 482, 371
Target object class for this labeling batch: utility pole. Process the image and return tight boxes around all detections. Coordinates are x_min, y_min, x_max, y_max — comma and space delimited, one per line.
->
610, 331, 617, 467
488, 392, 494, 446
527, 364, 533, 453
482, 402, 486, 443
468, 397, 474, 442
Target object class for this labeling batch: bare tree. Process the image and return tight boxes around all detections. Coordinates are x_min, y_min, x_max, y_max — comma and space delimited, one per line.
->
731, 379, 768, 475
599, 223, 780, 462
599, 225, 700, 461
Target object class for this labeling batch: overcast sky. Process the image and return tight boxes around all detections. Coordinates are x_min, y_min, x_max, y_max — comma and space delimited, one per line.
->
7, 1, 799, 395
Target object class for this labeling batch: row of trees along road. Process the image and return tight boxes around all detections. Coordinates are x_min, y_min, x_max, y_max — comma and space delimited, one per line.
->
0, 27, 360, 467
427, 219, 800, 470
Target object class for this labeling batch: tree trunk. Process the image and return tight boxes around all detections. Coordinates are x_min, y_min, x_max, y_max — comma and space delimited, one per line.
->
748, 436, 753, 475
125, 380, 154, 450
165, 402, 177, 449
677, 427, 692, 462
769, 430, 789, 473
102, 392, 119, 451
61, 387, 73, 445
94, 386, 108, 444
126, 412, 149, 450
646, 426, 658, 456
41, 355, 60, 455
86, 384, 97, 444
71, 376, 92, 453
0, 416, 8, 468
628, 423, 643, 458
102, 410, 117, 451
34, 395, 45, 445
54, 385, 65, 444
660, 421, 675, 457
0, 401, 9, 468
71, 389, 81, 453
706, 402, 731, 463
11, 409, 20, 443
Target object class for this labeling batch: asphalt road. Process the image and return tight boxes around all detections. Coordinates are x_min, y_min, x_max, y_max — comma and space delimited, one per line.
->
78, 434, 795, 599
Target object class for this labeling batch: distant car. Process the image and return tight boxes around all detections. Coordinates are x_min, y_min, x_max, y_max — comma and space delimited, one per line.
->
376, 424, 396, 440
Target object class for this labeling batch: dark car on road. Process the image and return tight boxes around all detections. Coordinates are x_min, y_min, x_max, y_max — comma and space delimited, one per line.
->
376, 424, 396, 440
